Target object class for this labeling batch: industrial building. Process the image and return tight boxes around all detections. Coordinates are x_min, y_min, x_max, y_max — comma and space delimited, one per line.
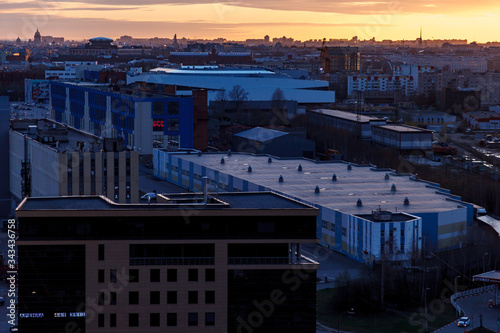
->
306, 109, 387, 144
153, 152, 475, 263
127, 67, 335, 107
16, 193, 319, 333
371, 124, 433, 150
49, 81, 208, 154
10, 119, 139, 203
233, 127, 315, 158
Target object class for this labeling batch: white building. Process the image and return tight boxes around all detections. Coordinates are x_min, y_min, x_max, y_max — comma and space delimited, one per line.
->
45, 61, 103, 80
128, 67, 335, 107
347, 74, 417, 97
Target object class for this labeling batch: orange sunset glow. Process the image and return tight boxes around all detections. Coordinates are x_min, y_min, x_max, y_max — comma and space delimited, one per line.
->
1, 0, 500, 42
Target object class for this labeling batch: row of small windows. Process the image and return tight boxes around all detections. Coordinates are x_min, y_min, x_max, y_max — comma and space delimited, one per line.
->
152, 101, 180, 116
97, 312, 214, 328
97, 267, 216, 283
97, 290, 215, 306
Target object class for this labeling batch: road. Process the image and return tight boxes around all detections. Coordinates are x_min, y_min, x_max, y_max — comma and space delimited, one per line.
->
434, 290, 500, 333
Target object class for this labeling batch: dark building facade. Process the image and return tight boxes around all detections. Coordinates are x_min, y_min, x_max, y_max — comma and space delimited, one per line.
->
17, 193, 319, 333
320, 46, 360, 74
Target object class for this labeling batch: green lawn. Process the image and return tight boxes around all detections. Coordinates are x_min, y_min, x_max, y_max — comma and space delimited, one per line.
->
318, 288, 459, 333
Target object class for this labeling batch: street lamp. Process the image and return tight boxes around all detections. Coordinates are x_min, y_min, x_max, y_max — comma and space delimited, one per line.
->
425, 288, 430, 333
338, 308, 355, 333
454, 276, 462, 317
483, 252, 489, 273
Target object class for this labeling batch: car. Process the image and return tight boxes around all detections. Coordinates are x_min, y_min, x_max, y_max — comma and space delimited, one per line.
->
457, 316, 470, 327
0, 296, 4, 305
141, 192, 156, 201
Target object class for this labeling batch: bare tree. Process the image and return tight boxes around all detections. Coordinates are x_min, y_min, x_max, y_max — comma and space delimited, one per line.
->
228, 85, 248, 123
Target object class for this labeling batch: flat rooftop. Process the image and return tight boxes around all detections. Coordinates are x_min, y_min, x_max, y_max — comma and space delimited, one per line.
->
11, 119, 105, 153
172, 153, 468, 215
375, 124, 432, 133
16, 192, 316, 213
308, 109, 385, 123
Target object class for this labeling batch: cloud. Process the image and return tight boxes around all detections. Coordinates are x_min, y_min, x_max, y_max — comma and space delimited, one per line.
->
27, 0, 497, 15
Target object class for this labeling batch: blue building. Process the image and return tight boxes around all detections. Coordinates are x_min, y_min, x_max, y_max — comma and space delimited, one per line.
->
49, 82, 206, 154
153, 151, 475, 263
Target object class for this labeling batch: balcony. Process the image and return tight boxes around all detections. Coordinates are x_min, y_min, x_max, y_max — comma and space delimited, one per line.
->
130, 257, 214, 266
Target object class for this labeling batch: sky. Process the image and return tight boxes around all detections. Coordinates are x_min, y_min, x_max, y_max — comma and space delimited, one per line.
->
1, 0, 500, 43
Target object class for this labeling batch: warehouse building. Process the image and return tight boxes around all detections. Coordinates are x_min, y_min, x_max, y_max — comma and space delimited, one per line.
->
154, 152, 475, 263
371, 124, 433, 150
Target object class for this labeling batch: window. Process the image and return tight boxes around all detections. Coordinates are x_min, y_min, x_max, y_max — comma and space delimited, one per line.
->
152, 101, 164, 115
150, 291, 160, 305
167, 118, 179, 132
98, 292, 105, 306
168, 101, 179, 115
98, 244, 104, 261
98, 313, 104, 327
188, 269, 198, 282
167, 313, 177, 326
129, 269, 139, 283
330, 222, 335, 231
167, 269, 177, 282
167, 291, 177, 304
129, 291, 139, 305
205, 312, 215, 326
110, 269, 117, 283
98, 270, 104, 283
129, 313, 139, 327
342, 227, 347, 237
188, 291, 198, 304
110, 292, 116, 305
205, 290, 215, 304
188, 313, 198, 326
110, 313, 116, 327
205, 269, 215, 282
150, 269, 160, 282
150, 313, 160, 327
321, 220, 328, 229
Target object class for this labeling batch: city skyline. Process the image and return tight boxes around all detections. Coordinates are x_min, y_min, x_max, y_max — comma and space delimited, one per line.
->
2, 0, 500, 43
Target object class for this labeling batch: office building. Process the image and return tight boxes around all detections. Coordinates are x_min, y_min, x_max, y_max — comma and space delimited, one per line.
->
16, 192, 319, 332
154, 152, 475, 263
10, 119, 139, 203
49, 81, 208, 154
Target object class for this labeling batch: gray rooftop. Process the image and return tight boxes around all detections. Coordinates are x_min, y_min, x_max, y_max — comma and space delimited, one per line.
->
375, 124, 432, 133
174, 153, 468, 215
17, 192, 314, 212
308, 109, 385, 123
234, 127, 288, 142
